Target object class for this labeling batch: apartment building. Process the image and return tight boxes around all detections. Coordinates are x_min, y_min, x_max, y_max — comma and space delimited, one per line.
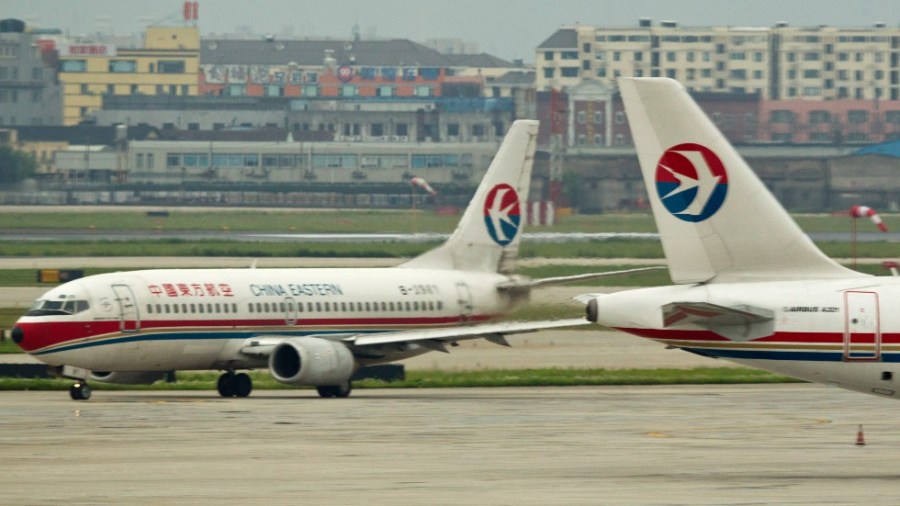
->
0, 19, 62, 126
56, 26, 200, 125
536, 20, 900, 101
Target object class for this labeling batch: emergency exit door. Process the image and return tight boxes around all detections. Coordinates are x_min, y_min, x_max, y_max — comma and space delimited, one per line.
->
843, 290, 880, 361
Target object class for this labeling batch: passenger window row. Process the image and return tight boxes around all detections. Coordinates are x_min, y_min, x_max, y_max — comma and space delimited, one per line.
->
248, 300, 444, 314
147, 302, 239, 315
144, 300, 445, 316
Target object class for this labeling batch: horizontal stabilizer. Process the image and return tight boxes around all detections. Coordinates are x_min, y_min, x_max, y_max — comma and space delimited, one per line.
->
499, 267, 664, 292
348, 318, 588, 347
662, 301, 774, 341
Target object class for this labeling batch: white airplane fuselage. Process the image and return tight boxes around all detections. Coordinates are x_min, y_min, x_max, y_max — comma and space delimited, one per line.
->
15, 267, 517, 372
595, 276, 900, 397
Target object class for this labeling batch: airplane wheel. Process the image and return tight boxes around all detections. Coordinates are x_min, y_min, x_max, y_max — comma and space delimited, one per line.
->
70, 382, 91, 401
234, 373, 252, 398
317, 381, 352, 398
217, 373, 236, 397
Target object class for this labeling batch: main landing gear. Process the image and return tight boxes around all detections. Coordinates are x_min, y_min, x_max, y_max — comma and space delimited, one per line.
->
217, 372, 253, 398
316, 381, 352, 398
69, 381, 92, 401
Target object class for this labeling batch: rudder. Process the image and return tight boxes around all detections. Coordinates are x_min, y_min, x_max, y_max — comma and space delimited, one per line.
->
401, 119, 539, 273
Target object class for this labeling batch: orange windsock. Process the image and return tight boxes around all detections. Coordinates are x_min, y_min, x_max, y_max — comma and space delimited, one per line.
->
410, 176, 437, 196
850, 205, 888, 232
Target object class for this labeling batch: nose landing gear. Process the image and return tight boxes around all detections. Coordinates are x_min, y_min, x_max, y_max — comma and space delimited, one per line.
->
69, 381, 92, 401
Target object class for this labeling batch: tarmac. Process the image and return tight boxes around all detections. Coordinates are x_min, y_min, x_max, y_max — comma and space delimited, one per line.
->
5, 385, 900, 505
7, 257, 900, 504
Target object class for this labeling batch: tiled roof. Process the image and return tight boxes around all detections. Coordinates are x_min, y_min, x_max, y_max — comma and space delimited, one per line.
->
201, 38, 512, 68
537, 28, 577, 49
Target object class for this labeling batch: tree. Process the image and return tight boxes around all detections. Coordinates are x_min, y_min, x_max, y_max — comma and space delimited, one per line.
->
0, 146, 37, 183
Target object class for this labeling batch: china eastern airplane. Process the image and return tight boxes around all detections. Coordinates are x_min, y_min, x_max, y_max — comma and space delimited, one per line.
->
11, 119, 629, 401
578, 77, 900, 400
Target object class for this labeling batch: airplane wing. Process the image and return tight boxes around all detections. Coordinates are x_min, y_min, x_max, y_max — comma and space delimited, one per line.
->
347, 318, 589, 352
661, 302, 774, 342
238, 319, 589, 357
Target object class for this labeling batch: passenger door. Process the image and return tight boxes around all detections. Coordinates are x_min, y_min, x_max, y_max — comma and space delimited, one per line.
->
111, 284, 140, 332
843, 290, 880, 361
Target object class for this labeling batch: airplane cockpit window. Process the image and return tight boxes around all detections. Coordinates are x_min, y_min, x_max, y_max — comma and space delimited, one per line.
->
25, 299, 90, 316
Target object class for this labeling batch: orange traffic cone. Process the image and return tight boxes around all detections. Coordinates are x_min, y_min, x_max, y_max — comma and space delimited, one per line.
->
856, 425, 866, 446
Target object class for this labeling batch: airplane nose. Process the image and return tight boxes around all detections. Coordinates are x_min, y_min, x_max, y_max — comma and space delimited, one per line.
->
10, 326, 24, 344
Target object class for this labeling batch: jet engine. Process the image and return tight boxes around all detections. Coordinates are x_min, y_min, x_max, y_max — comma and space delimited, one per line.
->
269, 337, 355, 386
90, 371, 169, 385
586, 298, 599, 323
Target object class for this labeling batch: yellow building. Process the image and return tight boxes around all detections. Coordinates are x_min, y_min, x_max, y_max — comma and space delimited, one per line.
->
58, 27, 200, 125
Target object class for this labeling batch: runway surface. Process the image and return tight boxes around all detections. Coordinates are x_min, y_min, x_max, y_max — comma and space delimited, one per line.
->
5, 385, 900, 505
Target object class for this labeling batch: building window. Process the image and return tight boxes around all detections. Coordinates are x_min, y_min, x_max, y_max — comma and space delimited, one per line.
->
848, 110, 869, 124
544, 51, 554, 60
146, 153, 154, 169
60, 60, 86, 72
303, 85, 318, 97
108, 60, 137, 73
415, 86, 432, 97
561, 51, 578, 60
561, 67, 579, 77
376, 86, 393, 97
770, 110, 796, 123
158, 60, 186, 73
809, 110, 831, 124
340, 85, 358, 97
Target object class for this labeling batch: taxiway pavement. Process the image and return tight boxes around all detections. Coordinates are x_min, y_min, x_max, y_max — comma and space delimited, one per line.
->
4, 385, 900, 505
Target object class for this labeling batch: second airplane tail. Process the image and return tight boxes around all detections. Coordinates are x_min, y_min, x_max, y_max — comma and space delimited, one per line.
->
401, 119, 539, 273
619, 77, 859, 283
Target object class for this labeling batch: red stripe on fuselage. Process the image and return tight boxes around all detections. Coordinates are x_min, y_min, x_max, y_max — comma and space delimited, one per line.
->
615, 327, 867, 345
15, 314, 499, 353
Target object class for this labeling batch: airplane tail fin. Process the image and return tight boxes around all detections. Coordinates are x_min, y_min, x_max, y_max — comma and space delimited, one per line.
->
619, 78, 860, 283
400, 119, 539, 273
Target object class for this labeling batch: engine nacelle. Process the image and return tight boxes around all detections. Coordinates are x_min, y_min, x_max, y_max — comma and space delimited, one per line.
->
90, 371, 168, 385
586, 297, 599, 323
269, 337, 355, 386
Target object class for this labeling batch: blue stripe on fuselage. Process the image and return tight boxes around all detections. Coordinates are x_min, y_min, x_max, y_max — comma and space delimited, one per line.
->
32, 328, 381, 356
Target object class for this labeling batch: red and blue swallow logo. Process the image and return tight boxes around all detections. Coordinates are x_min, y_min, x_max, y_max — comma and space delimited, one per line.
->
483, 183, 521, 246
655, 143, 728, 222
